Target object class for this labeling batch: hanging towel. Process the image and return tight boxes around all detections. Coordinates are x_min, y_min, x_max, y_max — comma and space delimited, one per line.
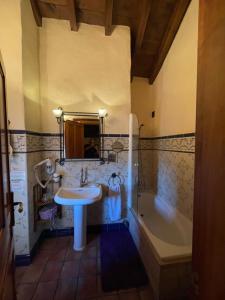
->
108, 183, 122, 221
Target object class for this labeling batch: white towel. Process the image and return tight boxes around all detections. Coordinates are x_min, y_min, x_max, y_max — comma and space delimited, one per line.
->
108, 183, 122, 221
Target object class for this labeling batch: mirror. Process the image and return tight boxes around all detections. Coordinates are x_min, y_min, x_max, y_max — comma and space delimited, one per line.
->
59, 112, 103, 162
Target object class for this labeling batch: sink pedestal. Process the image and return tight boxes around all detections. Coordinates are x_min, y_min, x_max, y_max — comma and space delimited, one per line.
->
54, 185, 102, 251
73, 205, 87, 251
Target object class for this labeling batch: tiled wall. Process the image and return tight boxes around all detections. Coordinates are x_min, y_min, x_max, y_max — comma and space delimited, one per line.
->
10, 147, 45, 254
44, 147, 128, 227
10, 153, 30, 255
139, 134, 195, 221
10, 131, 129, 255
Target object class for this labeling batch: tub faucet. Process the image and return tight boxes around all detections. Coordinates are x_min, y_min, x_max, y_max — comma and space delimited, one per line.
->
80, 167, 88, 187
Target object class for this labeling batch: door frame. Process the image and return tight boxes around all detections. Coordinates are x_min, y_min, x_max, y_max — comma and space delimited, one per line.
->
0, 54, 16, 300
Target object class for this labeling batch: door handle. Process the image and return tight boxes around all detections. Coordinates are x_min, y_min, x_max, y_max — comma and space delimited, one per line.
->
7, 192, 23, 227
13, 202, 23, 213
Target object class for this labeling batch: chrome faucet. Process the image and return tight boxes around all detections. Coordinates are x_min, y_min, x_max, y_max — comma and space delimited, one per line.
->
80, 167, 88, 187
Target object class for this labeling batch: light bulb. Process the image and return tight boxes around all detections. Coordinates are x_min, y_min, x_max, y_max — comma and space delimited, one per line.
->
98, 108, 107, 118
52, 107, 63, 118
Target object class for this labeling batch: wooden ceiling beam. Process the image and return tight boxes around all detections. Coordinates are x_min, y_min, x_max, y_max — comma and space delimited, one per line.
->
68, 0, 78, 31
105, 0, 113, 36
30, 0, 42, 27
131, 0, 152, 79
31, 0, 190, 80
134, 0, 152, 52
149, 0, 191, 84
40, 0, 67, 5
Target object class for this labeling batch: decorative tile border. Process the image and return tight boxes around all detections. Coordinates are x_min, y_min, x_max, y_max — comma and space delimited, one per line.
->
103, 137, 129, 151
101, 133, 129, 137
9, 130, 60, 136
10, 131, 61, 153
140, 132, 195, 140
10, 130, 129, 153
140, 133, 195, 153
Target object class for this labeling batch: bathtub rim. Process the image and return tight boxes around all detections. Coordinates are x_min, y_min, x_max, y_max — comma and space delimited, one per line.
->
129, 207, 192, 266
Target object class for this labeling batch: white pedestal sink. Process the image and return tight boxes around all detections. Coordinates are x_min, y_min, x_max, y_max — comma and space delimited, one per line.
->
54, 184, 102, 251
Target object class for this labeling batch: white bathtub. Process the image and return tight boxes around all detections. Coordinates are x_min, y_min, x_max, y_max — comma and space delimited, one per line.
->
136, 192, 192, 263
128, 192, 192, 299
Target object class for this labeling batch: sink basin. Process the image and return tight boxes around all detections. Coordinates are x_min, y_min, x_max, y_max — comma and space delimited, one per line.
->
54, 184, 102, 251
54, 185, 102, 206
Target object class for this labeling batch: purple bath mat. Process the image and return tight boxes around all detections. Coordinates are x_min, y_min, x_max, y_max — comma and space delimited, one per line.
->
100, 228, 149, 292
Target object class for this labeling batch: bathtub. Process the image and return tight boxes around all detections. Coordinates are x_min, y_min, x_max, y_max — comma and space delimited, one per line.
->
128, 192, 192, 300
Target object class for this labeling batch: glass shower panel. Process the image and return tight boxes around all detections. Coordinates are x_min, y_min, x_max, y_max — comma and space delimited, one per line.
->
128, 113, 139, 212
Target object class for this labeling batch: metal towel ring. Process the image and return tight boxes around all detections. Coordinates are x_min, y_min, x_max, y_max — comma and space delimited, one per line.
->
108, 173, 122, 186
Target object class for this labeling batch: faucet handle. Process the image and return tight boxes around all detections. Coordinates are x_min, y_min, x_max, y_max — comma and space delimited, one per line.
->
84, 167, 88, 181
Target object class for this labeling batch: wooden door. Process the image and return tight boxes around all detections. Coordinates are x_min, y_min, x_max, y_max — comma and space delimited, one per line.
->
65, 120, 84, 158
192, 1, 225, 299
0, 61, 16, 299
73, 122, 84, 158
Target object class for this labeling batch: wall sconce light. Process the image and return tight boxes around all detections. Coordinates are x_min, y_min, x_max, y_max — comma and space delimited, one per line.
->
98, 108, 108, 118
52, 107, 63, 124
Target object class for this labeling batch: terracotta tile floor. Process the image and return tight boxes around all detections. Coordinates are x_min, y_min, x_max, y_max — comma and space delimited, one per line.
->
16, 234, 154, 300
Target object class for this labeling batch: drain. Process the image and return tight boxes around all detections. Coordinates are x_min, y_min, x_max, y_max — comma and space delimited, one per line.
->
140, 214, 144, 217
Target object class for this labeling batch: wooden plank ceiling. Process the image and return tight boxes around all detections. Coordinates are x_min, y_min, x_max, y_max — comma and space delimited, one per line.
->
31, 0, 191, 84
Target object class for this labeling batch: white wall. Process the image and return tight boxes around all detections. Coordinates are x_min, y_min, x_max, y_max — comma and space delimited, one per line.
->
131, 77, 153, 137
21, 0, 41, 132
0, 0, 25, 130
151, 0, 198, 136
131, 0, 198, 137
39, 21, 131, 134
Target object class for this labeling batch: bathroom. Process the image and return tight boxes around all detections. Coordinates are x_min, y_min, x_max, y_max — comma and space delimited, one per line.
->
0, 0, 224, 300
